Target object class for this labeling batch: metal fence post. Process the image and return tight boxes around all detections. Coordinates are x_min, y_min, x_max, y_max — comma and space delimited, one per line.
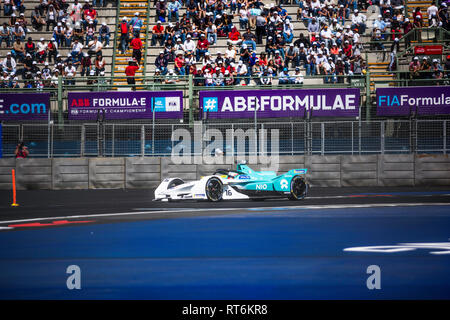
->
291, 122, 294, 156
112, 124, 115, 158
81, 124, 85, 157
444, 120, 447, 155
57, 76, 63, 128
189, 74, 194, 126
321, 122, 325, 156
141, 124, 145, 157
381, 120, 385, 154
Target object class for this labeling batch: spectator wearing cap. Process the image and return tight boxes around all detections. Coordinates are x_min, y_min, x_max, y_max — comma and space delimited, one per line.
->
351, 9, 366, 34
285, 43, 299, 69
53, 22, 66, 47
119, 17, 129, 54
165, 69, 179, 84
431, 58, 443, 79
87, 68, 97, 87
278, 67, 292, 85
80, 52, 92, 76
155, 0, 167, 23
70, 0, 83, 24
64, 60, 76, 85
151, 21, 165, 46
275, 33, 286, 60
73, 22, 84, 43
35, 38, 47, 63
308, 17, 320, 34
239, 43, 251, 64
85, 20, 95, 45
154, 68, 163, 83
155, 50, 168, 75
99, 22, 110, 47
239, 5, 249, 30
305, 52, 317, 76
186, 0, 197, 20
420, 56, 432, 79
438, 3, 448, 29
235, 60, 249, 85
225, 44, 237, 65
129, 12, 143, 38
183, 34, 196, 56
168, 0, 182, 22
71, 37, 83, 59
11, 22, 25, 43
409, 56, 421, 79
212, 68, 224, 87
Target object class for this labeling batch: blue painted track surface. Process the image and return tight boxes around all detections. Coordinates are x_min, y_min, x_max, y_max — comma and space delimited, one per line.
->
0, 205, 450, 299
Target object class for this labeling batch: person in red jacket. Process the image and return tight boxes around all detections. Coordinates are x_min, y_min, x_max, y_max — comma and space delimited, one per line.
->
125, 59, 139, 91
130, 34, 143, 65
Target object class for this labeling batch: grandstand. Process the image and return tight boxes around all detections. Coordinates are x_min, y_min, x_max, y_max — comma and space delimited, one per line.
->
0, 0, 449, 118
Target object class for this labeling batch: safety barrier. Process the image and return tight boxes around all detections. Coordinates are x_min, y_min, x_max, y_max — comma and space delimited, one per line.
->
1, 154, 450, 190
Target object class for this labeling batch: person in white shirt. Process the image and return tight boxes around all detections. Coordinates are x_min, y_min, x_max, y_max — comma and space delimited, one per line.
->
71, 38, 83, 58
64, 61, 77, 84
225, 44, 236, 64
351, 10, 367, 34
235, 60, 248, 85
320, 25, 333, 47
183, 34, 196, 55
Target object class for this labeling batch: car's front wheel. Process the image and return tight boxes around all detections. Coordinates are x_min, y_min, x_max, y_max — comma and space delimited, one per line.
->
205, 177, 223, 202
289, 176, 308, 200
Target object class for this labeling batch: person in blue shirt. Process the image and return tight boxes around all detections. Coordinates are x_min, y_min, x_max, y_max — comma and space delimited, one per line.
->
129, 12, 143, 38
168, 0, 182, 23
278, 67, 291, 84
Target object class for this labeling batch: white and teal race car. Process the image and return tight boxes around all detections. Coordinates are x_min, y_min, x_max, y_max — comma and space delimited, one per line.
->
154, 163, 308, 202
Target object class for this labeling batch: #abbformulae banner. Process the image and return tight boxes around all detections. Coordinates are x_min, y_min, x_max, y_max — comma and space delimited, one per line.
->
0, 93, 50, 121
377, 86, 450, 116
68, 91, 183, 120
199, 88, 360, 119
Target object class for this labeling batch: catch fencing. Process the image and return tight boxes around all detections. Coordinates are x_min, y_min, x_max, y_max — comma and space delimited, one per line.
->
1, 119, 449, 157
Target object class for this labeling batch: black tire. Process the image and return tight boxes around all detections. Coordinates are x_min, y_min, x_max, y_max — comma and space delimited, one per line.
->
288, 176, 308, 200
205, 177, 223, 202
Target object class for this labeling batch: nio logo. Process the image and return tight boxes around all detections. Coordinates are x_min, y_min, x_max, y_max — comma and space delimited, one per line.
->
280, 179, 289, 189
256, 184, 267, 190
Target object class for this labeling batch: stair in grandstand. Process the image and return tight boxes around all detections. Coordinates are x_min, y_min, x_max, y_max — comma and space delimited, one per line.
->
406, 0, 433, 23
112, 0, 149, 89
368, 61, 395, 90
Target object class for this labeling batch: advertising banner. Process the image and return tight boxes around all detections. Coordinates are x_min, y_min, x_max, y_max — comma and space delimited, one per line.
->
414, 45, 443, 55
377, 86, 450, 116
68, 91, 184, 120
0, 93, 50, 121
199, 88, 360, 119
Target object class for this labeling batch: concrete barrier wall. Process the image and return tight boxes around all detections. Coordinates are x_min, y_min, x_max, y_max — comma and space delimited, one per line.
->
415, 154, 450, 186
125, 157, 161, 189
0, 158, 15, 190
1, 154, 450, 190
16, 159, 52, 190
89, 158, 125, 189
52, 158, 89, 190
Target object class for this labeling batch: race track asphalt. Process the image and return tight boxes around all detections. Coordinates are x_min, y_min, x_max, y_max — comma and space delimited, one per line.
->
0, 186, 450, 300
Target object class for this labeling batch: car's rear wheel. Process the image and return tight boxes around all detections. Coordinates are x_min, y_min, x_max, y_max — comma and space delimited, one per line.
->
205, 177, 223, 202
289, 176, 308, 200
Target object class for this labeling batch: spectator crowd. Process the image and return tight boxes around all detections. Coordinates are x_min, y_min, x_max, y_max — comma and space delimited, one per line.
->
0, 0, 449, 89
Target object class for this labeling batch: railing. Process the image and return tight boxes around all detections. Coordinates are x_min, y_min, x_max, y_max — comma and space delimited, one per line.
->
2, 119, 449, 158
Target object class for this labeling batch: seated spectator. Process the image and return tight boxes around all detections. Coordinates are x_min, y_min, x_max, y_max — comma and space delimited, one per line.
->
83, 4, 98, 30
165, 68, 179, 84
85, 21, 95, 45
2, 52, 16, 74
65, 24, 73, 47
94, 53, 106, 75
11, 37, 24, 62
278, 67, 292, 84
227, 26, 242, 46
80, 52, 91, 76
206, 21, 217, 45
350, 9, 366, 34
242, 27, 257, 51
36, 38, 47, 63
151, 21, 165, 46
155, 50, 169, 75
285, 43, 298, 68
235, 60, 249, 85
53, 22, 66, 47
73, 22, 84, 43
420, 56, 432, 79
87, 35, 103, 57
168, 0, 182, 23
47, 4, 58, 31
196, 33, 209, 62
64, 60, 77, 85
431, 59, 443, 79
70, 0, 83, 25
3, 0, 13, 16
0, 22, 11, 48
47, 38, 58, 63
11, 22, 25, 43
98, 22, 110, 47
71, 37, 83, 58
155, 0, 167, 23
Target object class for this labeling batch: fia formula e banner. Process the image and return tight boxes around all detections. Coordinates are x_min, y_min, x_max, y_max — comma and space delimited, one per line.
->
199, 88, 360, 119
377, 86, 450, 116
68, 91, 183, 120
0, 93, 50, 121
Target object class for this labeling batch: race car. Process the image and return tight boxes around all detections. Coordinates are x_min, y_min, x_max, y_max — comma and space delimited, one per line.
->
154, 163, 308, 202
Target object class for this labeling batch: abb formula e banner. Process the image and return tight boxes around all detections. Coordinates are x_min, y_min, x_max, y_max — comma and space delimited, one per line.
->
199, 88, 360, 119
0, 93, 50, 121
377, 86, 450, 116
68, 91, 183, 120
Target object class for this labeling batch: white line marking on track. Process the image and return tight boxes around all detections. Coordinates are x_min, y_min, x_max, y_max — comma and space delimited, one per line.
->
0, 202, 450, 227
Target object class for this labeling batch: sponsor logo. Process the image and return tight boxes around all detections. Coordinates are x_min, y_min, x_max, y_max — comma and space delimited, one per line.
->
293, 169, 306, 174
203, 97, 218, 112
0, 99, 47, 116
344, 241, 450, 255
194, 194, 206, 198
256, 184, 268, 190
280, 179, 289, 190
238, 175, 251, 180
